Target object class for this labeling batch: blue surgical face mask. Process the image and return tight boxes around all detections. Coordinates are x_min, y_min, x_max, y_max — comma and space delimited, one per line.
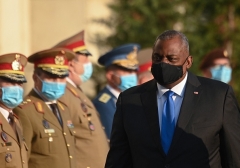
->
115, 74, 137, 92
37, 76, 66, 101
210, 65, 232, 84
80, 62, 93, 82
0, 86, 23, 108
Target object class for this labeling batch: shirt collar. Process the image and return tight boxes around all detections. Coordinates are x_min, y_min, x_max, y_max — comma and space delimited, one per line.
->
0, 106, 11, 121
66, 77, 77, 88
106, 85, 120, 98
157, 72, 188, 98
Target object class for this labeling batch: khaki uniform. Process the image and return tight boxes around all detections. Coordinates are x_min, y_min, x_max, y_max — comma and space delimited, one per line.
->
59, 82, 109, 168
13, 90, 76, 168
0, 53, 28, 168
0, 113, 28, 168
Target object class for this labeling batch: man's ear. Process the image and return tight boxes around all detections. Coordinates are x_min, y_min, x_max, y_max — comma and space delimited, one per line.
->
186, 56, 193, 69
106, 71, 113, 81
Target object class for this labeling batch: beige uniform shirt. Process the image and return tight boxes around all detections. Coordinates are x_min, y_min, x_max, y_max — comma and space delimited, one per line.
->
59, 82, 109, 168
13, 90, 76, 168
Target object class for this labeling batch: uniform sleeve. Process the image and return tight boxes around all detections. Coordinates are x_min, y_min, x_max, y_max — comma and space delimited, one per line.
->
105, 93, 133, 168
13, 107, 34, 159
220, 86, 240, 167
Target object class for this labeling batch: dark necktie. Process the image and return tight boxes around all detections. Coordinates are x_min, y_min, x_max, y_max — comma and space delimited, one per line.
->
161, 90, 175, 154
8, 112, 17, 133
49, 103, 63, 127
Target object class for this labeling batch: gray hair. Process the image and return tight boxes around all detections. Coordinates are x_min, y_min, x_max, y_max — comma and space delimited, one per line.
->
154, 30, 189, 54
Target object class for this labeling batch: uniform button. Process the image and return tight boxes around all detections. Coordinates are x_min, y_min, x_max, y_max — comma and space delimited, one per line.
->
87, 167, 90, 168
7, 148, 9, 150
67, 144, 70, 147
63, 132, 66, 135
69, 156, 73, 159
73, 131, 76, 134
22, 160, 25, 164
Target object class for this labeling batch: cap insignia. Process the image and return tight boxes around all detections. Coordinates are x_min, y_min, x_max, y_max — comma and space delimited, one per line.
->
12, 54, 22, 71
54, 56, 65, 65
113, 46, 139, 68
223, 50, 228, 57
127, 46, 138, 61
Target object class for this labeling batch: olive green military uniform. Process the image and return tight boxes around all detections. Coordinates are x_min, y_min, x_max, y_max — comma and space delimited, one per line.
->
0, 112, 28, 168
59, 82, 109, 168
13, 90, 76, 168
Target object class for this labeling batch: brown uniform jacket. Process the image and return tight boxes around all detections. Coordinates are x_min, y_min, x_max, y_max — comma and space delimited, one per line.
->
13, 90, 76, 168
59, 82, 109, 168
0, 112, 28, 168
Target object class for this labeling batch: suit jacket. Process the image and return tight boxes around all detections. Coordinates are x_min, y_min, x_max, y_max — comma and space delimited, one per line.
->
59, 82, 109, 168
13, 90, 76, 168
0, 112, 28, 168
93, 87, 117, 139
105, 72, 240, 168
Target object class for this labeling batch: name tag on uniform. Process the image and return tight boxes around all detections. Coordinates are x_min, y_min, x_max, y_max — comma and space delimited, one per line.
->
44, 129, 55, 134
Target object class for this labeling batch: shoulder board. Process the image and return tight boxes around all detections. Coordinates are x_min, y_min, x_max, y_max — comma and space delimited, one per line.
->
33, 101, 44, 113
13, 113, 19, 119
57, 101, 67, 111
18, 98, 33, 109
67, 86, 80, 98
98, 93, 111, 103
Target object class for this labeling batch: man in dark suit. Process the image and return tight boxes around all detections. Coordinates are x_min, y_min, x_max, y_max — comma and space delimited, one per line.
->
105, 30, 240, 168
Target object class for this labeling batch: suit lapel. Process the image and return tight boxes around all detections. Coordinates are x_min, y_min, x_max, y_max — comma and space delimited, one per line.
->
140, 80, 165, 156
0, 113, 19, 144
29, 90, 62, 130
169, 72, 202, 153
42, 104, 62, 130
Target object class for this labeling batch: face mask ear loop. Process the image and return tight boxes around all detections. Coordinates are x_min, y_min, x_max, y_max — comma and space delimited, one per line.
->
182, 55, 189, 66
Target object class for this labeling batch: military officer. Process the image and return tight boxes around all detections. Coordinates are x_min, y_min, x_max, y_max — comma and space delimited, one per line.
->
13, 48, 76, 168
137, 48, 154, 85
199, 48, 232, 84
92, 44, 140, 139
53, 30, 109, 168
0, 53, 28, 168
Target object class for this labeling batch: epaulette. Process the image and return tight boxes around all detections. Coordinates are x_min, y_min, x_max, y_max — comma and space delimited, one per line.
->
57, 101, 67, 111
98, 93, 111, 103
18, 98, 33, 108
13, 113, 19, 119
67, 86, 80, 98
33, 101, 44, 113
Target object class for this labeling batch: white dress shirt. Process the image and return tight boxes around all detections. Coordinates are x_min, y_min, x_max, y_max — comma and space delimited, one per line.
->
0, 106, 11, 122
106, 85, 120, 99
157, 73, 188, 131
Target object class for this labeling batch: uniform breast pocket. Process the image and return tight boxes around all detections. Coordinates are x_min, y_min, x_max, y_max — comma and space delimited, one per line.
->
0, 146, 17, 168
39, 130, 58, 154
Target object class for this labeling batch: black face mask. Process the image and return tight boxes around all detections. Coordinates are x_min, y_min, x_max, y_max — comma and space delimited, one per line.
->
151, 57, 188, 85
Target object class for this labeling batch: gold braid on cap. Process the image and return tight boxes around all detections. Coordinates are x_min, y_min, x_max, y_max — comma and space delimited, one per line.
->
113, 46, 139, 69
